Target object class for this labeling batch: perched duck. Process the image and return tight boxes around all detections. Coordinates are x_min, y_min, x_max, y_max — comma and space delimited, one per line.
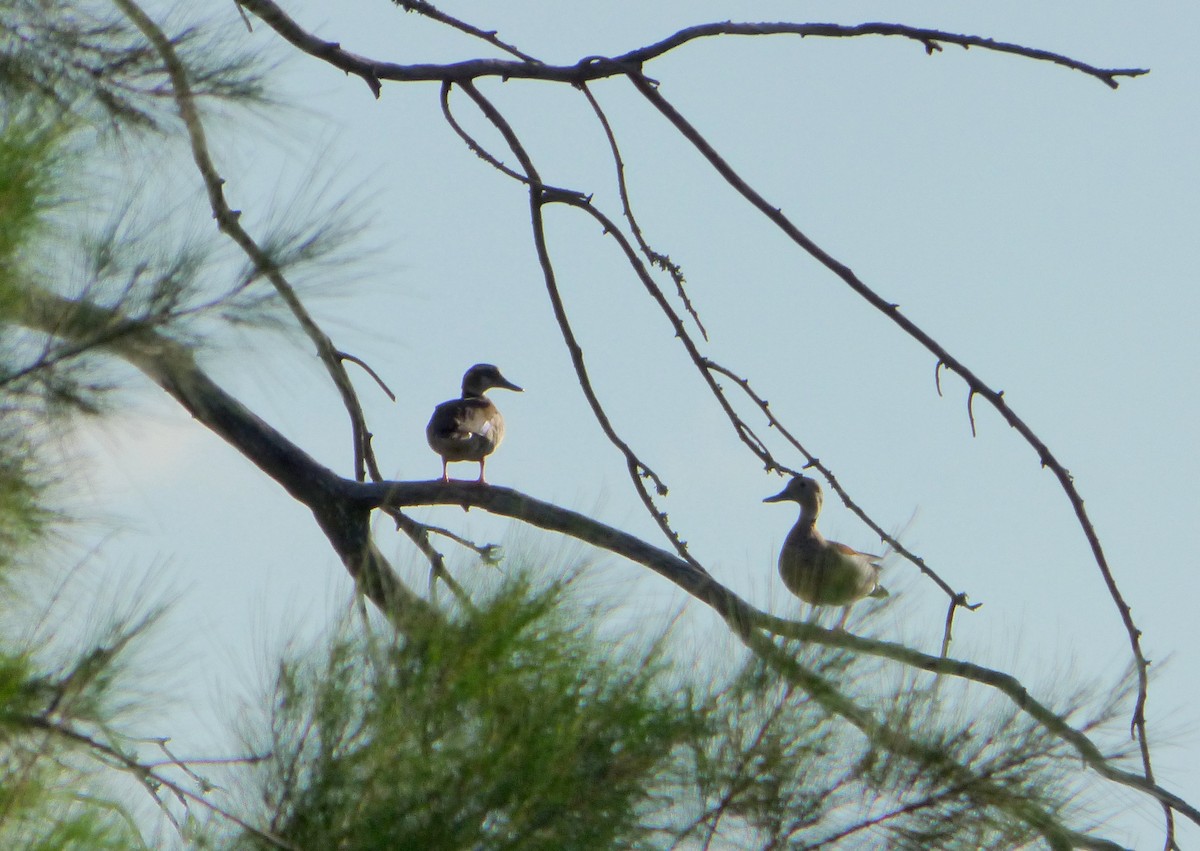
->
764, 475, 888, 629
427, 364, 522, 484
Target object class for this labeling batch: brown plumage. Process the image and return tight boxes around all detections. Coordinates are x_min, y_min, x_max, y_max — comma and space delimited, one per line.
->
426, 364, 522, 484
764, 476, 888, 629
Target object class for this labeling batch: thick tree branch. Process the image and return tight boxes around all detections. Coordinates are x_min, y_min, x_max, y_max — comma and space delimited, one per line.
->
10, 286, 1194, 831
390, 0, 541, 64
16, 286, 432, 627
357, 479, 1200, 832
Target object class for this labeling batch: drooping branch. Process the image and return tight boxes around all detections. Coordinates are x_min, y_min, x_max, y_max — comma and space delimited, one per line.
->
445, 108, 977, 640
115, 0, 387, 485
701, 359, 979, 643
454, 79, 709, 574
625, 69, 1165, 829
444, 80, 963, 616
233, 0, 1151, 695
443, 75, 984, 653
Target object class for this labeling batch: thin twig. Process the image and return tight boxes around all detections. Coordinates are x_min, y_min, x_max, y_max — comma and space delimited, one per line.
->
439, 81, 529, 182
384, 507, 475, 610
578, 81, 708, 341
338, 350, 396, 401
615, 22, 1148, 90
393, 0, 541, 64
701, 361, 977, 622
422, 522, 502, 562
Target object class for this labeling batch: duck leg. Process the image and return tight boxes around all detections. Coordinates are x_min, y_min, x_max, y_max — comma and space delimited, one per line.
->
834, 606, 851, 631
476, 456, 488, 484
441, 459, 451, 483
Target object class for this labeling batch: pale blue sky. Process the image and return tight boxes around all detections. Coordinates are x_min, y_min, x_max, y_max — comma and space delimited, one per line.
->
66, 1, 1198, 846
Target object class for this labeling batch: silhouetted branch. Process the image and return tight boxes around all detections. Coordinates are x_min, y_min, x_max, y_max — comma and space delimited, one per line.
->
579, 81, 708, 341
626, 71, 1161, 827
16, 287, 434, 630
454, 79, 709, 573
234, 2, 1147, 90
391, 0, 541, 64
440, 81, 530, 182
445, 73, 978, 650
228, 12, 1158, 811
617, 22, 1148, 90
384, 508, 474, 608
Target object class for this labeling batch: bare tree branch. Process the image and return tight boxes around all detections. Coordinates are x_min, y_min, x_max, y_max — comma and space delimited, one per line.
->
454, 79, 709, 574
384, 507, 474, 609
578, 81, 708, 341
228, 12, 1156, 788
233, 2, 1147, 89
391, 0, 541, 64
25, 5, 1175, 842
626, 69, 1164, 833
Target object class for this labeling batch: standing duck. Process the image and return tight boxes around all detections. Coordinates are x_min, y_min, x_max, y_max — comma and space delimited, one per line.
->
427, 364, 522, 484
764, 475, 888, 629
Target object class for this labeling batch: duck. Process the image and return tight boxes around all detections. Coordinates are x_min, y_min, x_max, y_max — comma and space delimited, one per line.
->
764, 475, 888, 629
427, 363, 522, 484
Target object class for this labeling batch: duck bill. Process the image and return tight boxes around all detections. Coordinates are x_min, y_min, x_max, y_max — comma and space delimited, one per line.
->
498, 377, 523, 392
763, 489, 789, 504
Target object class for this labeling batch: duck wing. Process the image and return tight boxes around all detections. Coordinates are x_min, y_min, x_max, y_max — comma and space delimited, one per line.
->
426, 397, 503, 460
829, 541, 883, 566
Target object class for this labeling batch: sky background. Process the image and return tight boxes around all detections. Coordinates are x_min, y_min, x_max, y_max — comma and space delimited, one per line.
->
57, 1, 1198, 847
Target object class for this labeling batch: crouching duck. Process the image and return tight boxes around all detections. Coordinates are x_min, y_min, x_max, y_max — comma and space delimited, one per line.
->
427, 364, 522, 484
764, 475, 888, 629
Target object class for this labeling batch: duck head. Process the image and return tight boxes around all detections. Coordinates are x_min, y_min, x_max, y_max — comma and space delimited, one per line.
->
461, 363, 523, 397
763, 475, 824, 517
